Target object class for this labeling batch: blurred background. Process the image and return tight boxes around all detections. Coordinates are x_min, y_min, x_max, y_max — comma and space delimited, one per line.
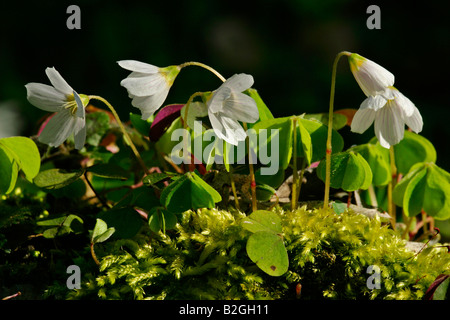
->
0, 0, 449, 172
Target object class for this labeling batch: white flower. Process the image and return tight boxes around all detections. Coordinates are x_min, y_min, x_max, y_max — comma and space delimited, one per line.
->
351, 87, 423, 148
348, 53, 395, 99
25, 67, 88, 150
118, 60, 181, 120
206, 74, 259, 145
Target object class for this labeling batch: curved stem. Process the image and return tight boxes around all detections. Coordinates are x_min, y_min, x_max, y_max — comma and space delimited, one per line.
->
89, 95, 149, 174
323, 51, 351, 209
179, 61, 226, 82
90, 242, 100, 266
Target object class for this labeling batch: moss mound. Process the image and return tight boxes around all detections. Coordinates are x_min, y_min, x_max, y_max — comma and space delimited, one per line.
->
68, 206, 450, 300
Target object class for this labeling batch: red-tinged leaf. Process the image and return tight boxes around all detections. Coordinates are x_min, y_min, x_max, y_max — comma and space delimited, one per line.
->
149, 104, 184, 142
423, 274, 450, 300
335, 108, 357, 127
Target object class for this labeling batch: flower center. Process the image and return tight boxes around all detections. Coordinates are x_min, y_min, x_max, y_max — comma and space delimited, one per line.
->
63, 95, 79, 116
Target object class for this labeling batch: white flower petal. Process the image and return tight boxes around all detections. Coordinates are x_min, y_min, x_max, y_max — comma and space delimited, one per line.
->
74, 119, 86, 150
207, 86, 232, 113
349, 54, 394, 97
208, 112, 246, 145
131, 89, 169, 120
374, 103, 404, 148
391, 90, 415, 117
117, 60, 159, 74
222, 92, 259, 123
222, 73, 254, 92
120, 73, 167, 97
73, 90, 85, 119
360, 95, 387, 111
38, 110, 78, 147
404, 105, 423, 133
25, 83, 66, 112
351, 107, 376, 134
45, 67, 73, 95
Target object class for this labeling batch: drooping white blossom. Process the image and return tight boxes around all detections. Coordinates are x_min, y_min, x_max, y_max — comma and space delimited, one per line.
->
25, 67, 88, 149
206, 74, 259, 145
351, 87, 423, 148
118, 60, 181, 120
348, 53, 395, 99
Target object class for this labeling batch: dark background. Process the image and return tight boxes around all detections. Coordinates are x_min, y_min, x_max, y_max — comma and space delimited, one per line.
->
1, 0, 449, 170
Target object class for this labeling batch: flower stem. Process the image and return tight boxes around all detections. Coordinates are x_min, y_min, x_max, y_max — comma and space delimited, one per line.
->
89, 95, 149, 174
182, 92, 204, 170
243, 122, 257, 211
388, 145, 397, 229
292, 117, 299, 210
324, 51, 351, 209
179, 61, 226, 82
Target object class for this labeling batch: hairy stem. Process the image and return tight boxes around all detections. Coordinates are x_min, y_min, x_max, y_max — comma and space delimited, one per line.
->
324, 51, 351, 209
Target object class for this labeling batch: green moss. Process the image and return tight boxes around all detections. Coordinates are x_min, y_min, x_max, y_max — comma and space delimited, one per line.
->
68, 206, 450, 300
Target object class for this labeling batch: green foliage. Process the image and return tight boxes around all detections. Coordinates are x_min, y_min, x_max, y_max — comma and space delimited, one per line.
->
159, 172, 222, 213
317, 151, 372, 191
393, 162, 450, 220
0, 137, 40, 194
68, 207, 450, 300
242, 210, 289, 276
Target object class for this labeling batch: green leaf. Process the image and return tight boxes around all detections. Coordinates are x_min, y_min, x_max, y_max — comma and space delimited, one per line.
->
148, 207, 177, 233
160, 172, 222, 213
332, 201, 348, 215
245, 88, 274, 124
294, 118, 313, 165
255, 184, 276, 201
37, 214, 84, 239
351, 143, 391, 186
143, 172, 174, 187
298, 117, 344, 163
0, 147, 18, 194
87, 163, 130, 180
130, 112, 152, 136
91, 218, 116, 243
370, 131, 436, 174
155, 117, 183, 155
393, 162, 450, 220
97, 207, 143, 239
241, 210, 282, 234
34, 168, 85, 190
246, 231, 289, 277
317, 151, 372, 191
304, 112, 347, 130
252, 117, 293, 170
241, 210, 289, 276
0, 137, 41, 194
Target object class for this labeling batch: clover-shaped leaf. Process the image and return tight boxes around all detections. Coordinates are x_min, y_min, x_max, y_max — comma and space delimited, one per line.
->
241, 210, 288, 277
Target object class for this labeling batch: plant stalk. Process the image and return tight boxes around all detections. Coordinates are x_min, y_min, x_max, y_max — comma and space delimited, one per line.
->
292, 118, 299, 210
179, 61, 226, 82
388, 146, 397, 229
324, 51, 351, 209
243, 122, 257, 211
